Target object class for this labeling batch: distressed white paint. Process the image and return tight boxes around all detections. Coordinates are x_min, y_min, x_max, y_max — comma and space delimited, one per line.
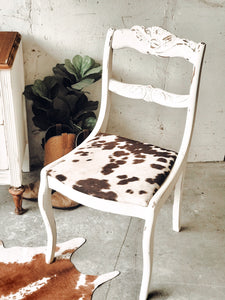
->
0, 0, 224, 163
0, 127, 8, 170
173, 171, 184, 232
109, 79, 190, 108
0, 43, 29, 186
38, 26, 205, 300
112, 26, 199, 64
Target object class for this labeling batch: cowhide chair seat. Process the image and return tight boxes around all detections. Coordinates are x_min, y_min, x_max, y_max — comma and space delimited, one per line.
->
47, 133, 177, 207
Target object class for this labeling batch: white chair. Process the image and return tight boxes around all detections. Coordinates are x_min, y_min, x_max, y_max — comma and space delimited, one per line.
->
38, 26, 205, 299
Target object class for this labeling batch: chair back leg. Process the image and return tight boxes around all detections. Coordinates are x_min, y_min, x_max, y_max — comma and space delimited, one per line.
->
173, 171, 185, 232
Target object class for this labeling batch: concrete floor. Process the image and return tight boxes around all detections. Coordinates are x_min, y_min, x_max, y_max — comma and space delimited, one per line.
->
0, 162, 224, 299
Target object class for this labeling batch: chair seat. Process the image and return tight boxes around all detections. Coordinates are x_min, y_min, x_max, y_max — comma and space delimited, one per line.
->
47, 133, 177, 207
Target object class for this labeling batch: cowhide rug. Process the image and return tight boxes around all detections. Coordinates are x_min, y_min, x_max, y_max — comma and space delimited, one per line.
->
0, 238, 119, 299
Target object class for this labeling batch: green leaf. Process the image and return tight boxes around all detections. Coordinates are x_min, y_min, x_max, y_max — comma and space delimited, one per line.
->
72, 55, 83, 78
52, 97, 71, 123
83, 65, 102, 78
82, 100, 99, 111
61, 94, 79, 114
32, 101, 52, 113
73, 111, 96, 123
64, 59, 79, 81
43, 76, 57, 90
72, 123, 82, 134
64, 56, 101, 87
43, 76, 59, 99
53, 64, 76, 85
23, 85, 40, 101
32, 113, 51, 131
83, 116, 97, 131
31, 79, 48, 98
75, 93, 88, 111
32, 105, 42, 116
71, 78, 95, 90
80, 56, 95, 77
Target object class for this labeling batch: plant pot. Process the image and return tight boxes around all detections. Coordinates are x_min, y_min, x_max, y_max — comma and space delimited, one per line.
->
43, 124, 76, 166
24, 124, 91, 209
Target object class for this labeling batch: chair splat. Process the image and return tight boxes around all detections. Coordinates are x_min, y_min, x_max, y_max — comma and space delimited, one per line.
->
109, 79, 190, 108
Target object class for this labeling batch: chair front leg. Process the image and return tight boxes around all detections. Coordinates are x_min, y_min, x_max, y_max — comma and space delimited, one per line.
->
38, 174, 56, 264
173, 171, 184, 232
139, 212, 157, 300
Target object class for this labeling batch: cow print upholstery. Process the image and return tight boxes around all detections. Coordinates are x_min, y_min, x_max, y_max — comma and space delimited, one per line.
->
47, 133, 177, 207
0, 238, 119, 299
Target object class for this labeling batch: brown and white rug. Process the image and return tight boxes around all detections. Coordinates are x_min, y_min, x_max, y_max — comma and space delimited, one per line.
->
0, 238, 119, 299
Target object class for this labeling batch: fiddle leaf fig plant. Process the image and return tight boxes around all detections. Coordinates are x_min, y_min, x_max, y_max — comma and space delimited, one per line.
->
24, 55, 101, 134
64, 55, 102, 90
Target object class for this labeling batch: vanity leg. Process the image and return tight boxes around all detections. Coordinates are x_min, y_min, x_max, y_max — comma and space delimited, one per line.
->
9, 186, 27, 215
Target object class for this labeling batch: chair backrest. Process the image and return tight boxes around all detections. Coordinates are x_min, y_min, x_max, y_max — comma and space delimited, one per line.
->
89, 25, 205, 167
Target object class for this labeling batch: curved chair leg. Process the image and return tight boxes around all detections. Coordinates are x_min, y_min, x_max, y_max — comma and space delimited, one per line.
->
173, 171, 184, 232
139, 212, 157, 300
38, 171, 56, 263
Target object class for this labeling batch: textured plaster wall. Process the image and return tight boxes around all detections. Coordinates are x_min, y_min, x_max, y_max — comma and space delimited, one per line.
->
0, 0, 224, 166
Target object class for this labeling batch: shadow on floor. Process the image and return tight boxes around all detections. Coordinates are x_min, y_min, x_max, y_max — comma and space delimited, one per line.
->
147, 289, 170, 299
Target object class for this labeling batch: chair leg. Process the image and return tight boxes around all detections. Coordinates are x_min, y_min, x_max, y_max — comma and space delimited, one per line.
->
173, 172, 184, 232
139, 213, 157, 300
38, 173, 56, 264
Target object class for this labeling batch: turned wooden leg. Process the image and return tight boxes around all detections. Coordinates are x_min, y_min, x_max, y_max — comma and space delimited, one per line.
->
9, 186, 27, 215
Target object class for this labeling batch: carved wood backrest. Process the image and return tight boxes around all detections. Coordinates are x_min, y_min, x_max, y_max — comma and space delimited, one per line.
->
112, 26, 200, 64
109, 26, 204, 108
91, 26, 205, 161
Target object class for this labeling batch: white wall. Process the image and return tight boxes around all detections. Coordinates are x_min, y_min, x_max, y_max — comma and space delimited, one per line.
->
0, 0, 224, 166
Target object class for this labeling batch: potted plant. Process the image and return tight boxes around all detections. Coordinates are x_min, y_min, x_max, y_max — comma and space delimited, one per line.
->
23, 55, 102, 208
24, 55, 101, 135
